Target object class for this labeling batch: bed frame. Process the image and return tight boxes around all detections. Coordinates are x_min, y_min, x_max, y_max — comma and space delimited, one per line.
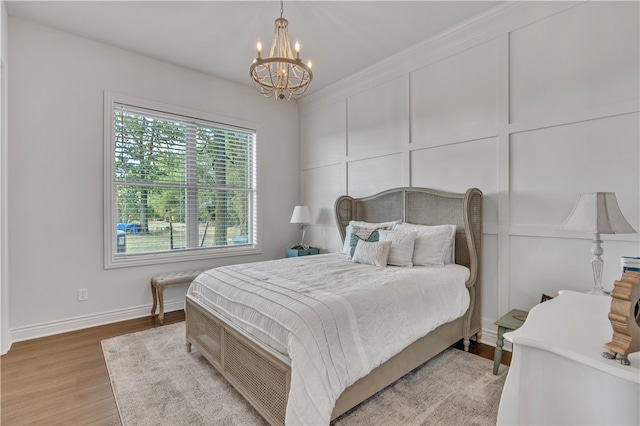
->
185, 187, 482, 425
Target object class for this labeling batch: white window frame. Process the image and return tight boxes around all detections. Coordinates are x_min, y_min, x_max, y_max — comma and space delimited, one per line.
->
104, 92, 261, 268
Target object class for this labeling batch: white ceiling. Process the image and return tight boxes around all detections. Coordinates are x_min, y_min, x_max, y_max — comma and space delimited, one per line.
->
6, 1, 500, 96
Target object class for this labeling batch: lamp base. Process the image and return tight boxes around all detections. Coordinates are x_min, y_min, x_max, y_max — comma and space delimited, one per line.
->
588, 287, 609, 296
589, 235, 608, 296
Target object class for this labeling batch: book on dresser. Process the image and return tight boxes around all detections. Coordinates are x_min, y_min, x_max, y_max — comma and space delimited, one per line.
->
621, 256, 640, 273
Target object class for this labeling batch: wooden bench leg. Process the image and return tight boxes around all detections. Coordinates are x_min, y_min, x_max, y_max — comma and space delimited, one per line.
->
158, 286, 166, 325
150, 282, 158, 318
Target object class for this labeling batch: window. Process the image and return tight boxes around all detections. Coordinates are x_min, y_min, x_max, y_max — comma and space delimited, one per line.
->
104, 93, 259, 268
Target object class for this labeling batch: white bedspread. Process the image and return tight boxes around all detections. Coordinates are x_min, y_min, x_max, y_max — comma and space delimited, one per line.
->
187, 252, 470, 425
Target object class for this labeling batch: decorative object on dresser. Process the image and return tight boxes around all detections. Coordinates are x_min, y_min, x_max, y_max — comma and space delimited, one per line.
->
602, 271, 640, 366
559, 192, 636, 295
185, 186, 483, 426
289, 205, 311, 250
621, 256, 640, 273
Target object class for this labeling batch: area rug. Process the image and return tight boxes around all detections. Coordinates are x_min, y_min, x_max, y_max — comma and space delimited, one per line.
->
102, 322, 507, 426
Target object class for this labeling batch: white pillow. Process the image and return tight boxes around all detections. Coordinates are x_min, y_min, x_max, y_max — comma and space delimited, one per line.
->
351, 240, 392, 267
350, 219, 401, 229
341, 220, 400, 254
393, 223, 456, 267
379, 230, 417, 267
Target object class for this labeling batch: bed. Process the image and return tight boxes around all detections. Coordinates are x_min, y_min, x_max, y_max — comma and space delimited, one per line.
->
185, 186, 483, 425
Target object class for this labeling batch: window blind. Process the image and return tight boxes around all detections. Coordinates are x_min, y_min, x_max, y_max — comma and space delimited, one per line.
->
112, 102, 257, 257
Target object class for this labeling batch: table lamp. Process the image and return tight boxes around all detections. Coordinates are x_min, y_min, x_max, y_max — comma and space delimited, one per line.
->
290, 205, 311, 249
560, 192, 636, 295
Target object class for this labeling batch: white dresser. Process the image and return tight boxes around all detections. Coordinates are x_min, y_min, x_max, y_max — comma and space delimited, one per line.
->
497, 290, 640, 425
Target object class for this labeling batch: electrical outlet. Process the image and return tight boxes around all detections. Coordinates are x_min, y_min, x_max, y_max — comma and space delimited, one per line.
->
78, 288, 88, 301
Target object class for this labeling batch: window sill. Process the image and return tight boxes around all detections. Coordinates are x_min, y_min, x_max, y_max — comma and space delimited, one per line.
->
104, 245, 262, 269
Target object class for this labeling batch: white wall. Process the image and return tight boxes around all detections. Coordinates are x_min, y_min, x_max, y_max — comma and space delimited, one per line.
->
6, 17, 300, 347
298, 1, 640, 344
1, 0, 9, 354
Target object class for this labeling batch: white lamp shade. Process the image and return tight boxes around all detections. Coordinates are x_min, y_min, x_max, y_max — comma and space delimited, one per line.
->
560, 192, 636, 234
290, 205, 311, 224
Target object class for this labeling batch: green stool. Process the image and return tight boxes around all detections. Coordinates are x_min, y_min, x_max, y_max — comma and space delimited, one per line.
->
493, 309, 528, 374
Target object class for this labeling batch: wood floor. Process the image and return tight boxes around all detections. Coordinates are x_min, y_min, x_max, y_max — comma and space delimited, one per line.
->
1, 311, 510, 425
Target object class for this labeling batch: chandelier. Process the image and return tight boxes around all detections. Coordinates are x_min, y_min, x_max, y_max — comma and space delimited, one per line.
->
250, 0, 313, 100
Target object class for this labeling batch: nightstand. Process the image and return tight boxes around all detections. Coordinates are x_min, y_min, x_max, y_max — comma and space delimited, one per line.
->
493, 308, 528, 374
285, 247, 319, 257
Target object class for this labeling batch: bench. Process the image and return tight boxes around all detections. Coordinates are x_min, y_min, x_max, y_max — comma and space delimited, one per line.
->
150, 269, 204, 324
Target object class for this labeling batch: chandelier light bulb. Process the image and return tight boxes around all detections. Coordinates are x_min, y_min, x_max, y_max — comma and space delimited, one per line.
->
307, 59, 312, 69
294, 40, 300, 58
256, 40, 263, 58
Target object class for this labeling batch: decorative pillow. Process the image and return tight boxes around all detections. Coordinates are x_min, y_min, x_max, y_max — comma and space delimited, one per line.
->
350, 220, 401, 229
351, 240, 392, 267
392, 223, 456, 267
379, 230, 417, 267
349, 227, 380, 257
341, 225, 357, 254
341, 220, 399, 254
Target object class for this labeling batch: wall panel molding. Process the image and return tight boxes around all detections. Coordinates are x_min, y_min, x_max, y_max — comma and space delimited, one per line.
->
507, 105, 640, 136
298, 0, 639, 341
299, 1, 581, 113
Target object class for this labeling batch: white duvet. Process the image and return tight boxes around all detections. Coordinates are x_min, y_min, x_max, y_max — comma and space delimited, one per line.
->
187, 252, 470, 425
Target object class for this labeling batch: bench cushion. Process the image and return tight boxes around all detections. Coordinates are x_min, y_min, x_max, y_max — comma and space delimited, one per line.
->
151, 269, 204, 287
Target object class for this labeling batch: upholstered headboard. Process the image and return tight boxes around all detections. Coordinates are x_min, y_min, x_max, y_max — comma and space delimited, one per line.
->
334, 187, 483, 336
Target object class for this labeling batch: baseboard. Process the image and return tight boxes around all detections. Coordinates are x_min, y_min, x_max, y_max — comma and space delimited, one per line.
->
478, 326, 513, 352
8, 299, 185, 345
8, 305, 513, 355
